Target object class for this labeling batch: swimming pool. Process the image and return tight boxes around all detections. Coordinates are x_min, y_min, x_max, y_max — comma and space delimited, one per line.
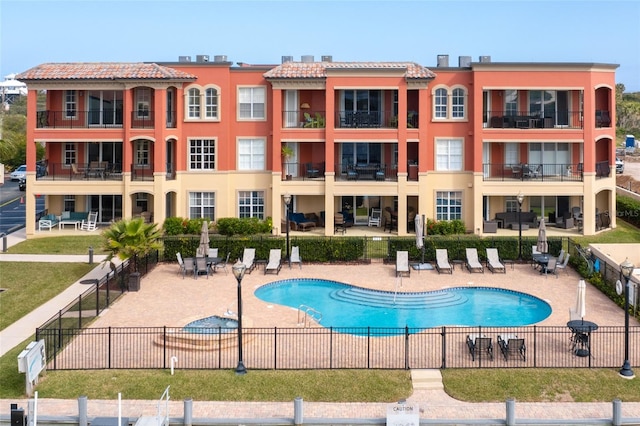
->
254, 279, 551, 330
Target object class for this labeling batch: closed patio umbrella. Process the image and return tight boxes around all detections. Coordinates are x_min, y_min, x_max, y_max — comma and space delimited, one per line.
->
413, 214, 432, 270
536, 217, 548, 254
574, 279, 587, 320
197, 221, 210, 257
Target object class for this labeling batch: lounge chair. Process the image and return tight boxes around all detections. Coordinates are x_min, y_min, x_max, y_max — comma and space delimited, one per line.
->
486, 248, 506, 274
497, 335, 526, 361
435, 249, 453, 274
396, 251, 410, 277
466, 335, 493, 361
265, 249, 282, 275
290, 246, 302, 269
241, 248, 256, 273
465, 248, 484, 273
555, 253, 570, 276
214, 252, 230, 274
195, 256, 210, 279
176, 252, 195, 279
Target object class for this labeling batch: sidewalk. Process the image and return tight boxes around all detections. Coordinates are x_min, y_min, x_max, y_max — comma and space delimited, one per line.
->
1, 229, 640, 423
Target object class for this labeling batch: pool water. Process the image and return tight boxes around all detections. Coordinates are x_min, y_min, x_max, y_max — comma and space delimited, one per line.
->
255, 279, 551, 330
183, 315, 239, 334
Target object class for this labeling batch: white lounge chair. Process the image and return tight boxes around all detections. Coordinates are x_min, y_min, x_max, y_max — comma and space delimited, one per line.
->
486, 248, 506, 274
435, 249, 452, 274
265, 249, 282, 275
241, 248, 256, 273
465, 248, 484, 273
290, 246, 302, 269
396, 251, 410, 277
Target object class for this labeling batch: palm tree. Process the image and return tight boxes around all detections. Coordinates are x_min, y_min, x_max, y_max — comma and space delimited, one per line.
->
102, 218, 162, 274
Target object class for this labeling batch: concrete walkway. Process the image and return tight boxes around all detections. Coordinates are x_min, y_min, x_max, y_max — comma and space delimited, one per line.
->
1, 228, 640, 423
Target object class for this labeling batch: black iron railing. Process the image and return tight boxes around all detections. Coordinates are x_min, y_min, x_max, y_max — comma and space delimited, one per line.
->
483, 163, 584, 182
485, 110, 583, 129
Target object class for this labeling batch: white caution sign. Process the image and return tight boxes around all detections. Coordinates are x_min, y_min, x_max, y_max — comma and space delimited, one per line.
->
386, 402, 419, 426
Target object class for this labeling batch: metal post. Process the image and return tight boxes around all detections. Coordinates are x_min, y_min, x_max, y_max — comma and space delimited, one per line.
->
232, 261, 247, 375
88, 246, 94, 264
293, 397, 303, 425
284, 194, 291, 268
78, 396, 88, 426
505, 398, 516, 426
518, 204, 523, 261
620, 258, 635, 378
1, 233, 7, 252
612, 399, 622, 426
183, 398, 193, 426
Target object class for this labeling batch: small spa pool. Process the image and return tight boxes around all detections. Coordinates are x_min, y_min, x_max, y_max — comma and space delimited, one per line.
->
255, 279, 551, 331
183, 315, 239, 334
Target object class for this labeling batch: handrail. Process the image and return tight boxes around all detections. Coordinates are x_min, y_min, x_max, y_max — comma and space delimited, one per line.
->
297, 304, 322, 327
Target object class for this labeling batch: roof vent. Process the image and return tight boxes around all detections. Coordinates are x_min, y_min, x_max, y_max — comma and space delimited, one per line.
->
479, 55, 491, 63
301, 55, 314, 63
213, 55, 227, 63
178, 56, 191, 62
321, 55, 333, 62
437, 54, 449, 67
458, 56, 472, 67
196, 55, 210, 63
282, 56, 294, 63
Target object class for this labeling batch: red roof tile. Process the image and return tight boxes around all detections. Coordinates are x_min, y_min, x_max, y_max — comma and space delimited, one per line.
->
17, 63, 196, 81
263, 61, 436, 79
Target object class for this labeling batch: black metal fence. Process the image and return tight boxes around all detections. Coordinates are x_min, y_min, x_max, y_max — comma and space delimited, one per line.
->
37, 325, 639, 370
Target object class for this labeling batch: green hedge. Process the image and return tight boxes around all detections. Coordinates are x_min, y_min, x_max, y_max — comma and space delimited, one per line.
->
617, 195, 640, 228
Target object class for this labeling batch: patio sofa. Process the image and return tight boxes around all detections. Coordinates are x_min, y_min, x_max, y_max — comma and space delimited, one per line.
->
494, 212, 538, 229
38, 214, 59, 231
287, 212, 317, 231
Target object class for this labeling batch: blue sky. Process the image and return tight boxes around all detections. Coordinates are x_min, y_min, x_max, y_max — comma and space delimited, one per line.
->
2, 0, 639, 91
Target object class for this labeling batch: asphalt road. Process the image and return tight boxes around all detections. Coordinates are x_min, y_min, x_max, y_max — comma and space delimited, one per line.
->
0, 176, 44, 235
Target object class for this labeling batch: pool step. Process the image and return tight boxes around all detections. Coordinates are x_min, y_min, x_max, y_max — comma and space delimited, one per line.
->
411, 369, 444, 390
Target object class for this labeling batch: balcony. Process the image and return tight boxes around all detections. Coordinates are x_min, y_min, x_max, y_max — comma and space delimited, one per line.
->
335, 163, 397, 182
335, 111, 418, 129
482, 163, 584, 182
37, 162, 124, 181
281, 162, 326, 181
485, 111, 583, 129
282, 111, 326, 128
37, 110, 124, 129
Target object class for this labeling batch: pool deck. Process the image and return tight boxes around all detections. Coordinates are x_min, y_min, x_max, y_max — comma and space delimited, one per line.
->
4, 249, 640, 423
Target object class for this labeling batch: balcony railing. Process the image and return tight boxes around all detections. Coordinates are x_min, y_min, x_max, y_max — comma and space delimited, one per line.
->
36, 110, 124, 129
336, 111, 418, 129
485, 111, 583, 129
37, 162, 124, 181
483, 163, 584, 182
282, 111, 326, 128
130, 111, 155, 128
282, 162, 326, 181
131, 163, 154, 181
335, 163, 397, 182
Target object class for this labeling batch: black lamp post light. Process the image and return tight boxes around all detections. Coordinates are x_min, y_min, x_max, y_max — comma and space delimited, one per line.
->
517, 191, 524, 261
232, 260, 247, 375
619, 257, 635, 379
284, 193, 292, 268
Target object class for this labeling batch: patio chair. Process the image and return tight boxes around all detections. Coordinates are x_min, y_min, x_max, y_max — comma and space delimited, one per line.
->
368, 208, 381, 227
214, 252, 231, 274
176, 252, 195, 279
465, 248, 484, 273
557, 249, 566, 265
466, 335, 493, 361
290, 246, 302, 269
265, 249, 282, 275
396, 251, 410, 277
80, 211, 98, 231
486, 248, 506, 274
241, 248, 256, 273
555, 253, 570, 276
208, 248, 219, 258
334, 213, 346, 234
544, 257, 557, 277
435, 249, 453, 274
497, 336, 526, 361
195, 256, 210, 279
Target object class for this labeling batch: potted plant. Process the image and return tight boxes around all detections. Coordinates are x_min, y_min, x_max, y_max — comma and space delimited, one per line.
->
282, 145, 294, 180
102, 217, 162, 291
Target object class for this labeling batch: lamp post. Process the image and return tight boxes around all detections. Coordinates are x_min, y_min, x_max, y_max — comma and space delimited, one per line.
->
619, 258, 635, 378
517, 192, 524, 261
232, 260, 247, 375
284, 193, 292, 268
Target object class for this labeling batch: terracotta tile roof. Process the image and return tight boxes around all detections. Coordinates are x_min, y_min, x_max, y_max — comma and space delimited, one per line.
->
17, 63, 196, 81
264, 61, 436, 79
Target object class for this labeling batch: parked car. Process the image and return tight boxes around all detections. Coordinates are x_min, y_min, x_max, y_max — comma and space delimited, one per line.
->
18, 177, 26, 191
10, 165, 27, 181
616, 157, 624, 174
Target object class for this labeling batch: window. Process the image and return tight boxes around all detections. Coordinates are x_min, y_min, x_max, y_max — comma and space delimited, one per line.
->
205, 88, 218, 118
64, 91, 77, 119
238, 190, 265, 219
452, 88, 465, 118
63, 143, 76, 165
135, 140, 149, 165
88, 90, 123, 126
436, 139, 463, 171
64, 195, 75, 212
188, 88, 201, 119
135, 193, 149, 212
135, 87, 151, 118
436, 191, 462, 221
505, 197, 518, 213
189, 139, 216, 170
189, 192, 215, 220
238, 138, 265, 170
505, 143, 519, 166
505, 90, 518, 116
238, 87, 266, 119
434, 88, 447, 118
